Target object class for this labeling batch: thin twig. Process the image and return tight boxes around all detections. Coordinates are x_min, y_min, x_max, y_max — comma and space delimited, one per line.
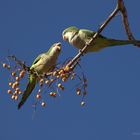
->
8, 55, 30, 71
117, 0, 140, 47
118, 0, 135, 40
67, 2, 120, 68
66, 0, 139, 68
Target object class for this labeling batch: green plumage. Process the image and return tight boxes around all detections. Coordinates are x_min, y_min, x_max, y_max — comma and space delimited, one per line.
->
18, 75, 36, 109
18, 42, 61, 109
62, 26, 140, 53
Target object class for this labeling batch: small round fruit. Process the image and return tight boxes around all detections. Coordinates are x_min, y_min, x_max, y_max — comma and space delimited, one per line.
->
8, 82, 13, 86
11, 95, 15, 100
36, 94, 41, 99
7, 65, 11, 70
14, 81, 19, 86
80, 101, 85, 106
12, 84, 16, 89
76, 88, 81, 95
14, 95, 18, 100
15, 77, 20, 81
64, 65, 70, 72
59, 69, 64, 75
16, 88, 20, 92
19, 70, 25, 78
11, 72, 16, 76
7, 90, 12, 94
62, 77, 67, 82
53, 71, 57, 76
18, 91, 22, 95
2, 63, 7, 68
49, 92, 56, 97
45, 80, 49, 84
41, 101, 46, 107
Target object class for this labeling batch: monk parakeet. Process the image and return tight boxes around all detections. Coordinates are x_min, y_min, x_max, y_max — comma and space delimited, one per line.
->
18, 42, 61, 109
62, 26, 140, 53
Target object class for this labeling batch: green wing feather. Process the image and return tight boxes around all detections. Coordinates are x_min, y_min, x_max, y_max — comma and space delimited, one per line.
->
79, 29, 140, 52
79, 29, 107, 40
32, 53, 44, 65
18, 74, 36, 109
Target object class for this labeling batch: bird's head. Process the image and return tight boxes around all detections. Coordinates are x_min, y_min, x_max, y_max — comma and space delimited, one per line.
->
62, 26, 79, 42
51, 42, 61, 53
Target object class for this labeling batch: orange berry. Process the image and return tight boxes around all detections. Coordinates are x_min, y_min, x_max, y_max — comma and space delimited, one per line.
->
7, 90, 12, 94
36, 94, 41, 99
76, 88, 81, 95
64, 65, 70, 72
53, 71, 57, 76
62, 77, 67, 82
41, 101, 46, 107
14, 90, 18, 94
14, 81, 19, 86
58, 69, 64, 75
19, 70, 25, 78
50, 79, 54, 83
39, 79, 44, 83
15, 77, 20, 81
49, 92, 56, 97
12, 83, 16, 89
49, 92, 53, 96
57, 83, 64, 90
11, 71, 16, 76
45, 80, 49, 84
7, 65, 11, 70
8, 82, 13, 86
18, 91, 22, 95
2, 63, 7, 68
16, 88, 20, 92
11, 95, 15, 100
14, 95, 18, 100
56, 75, 60, 78
57, 83, 62, 88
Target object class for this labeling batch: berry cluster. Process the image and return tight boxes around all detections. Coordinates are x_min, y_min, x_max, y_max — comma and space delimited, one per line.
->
2, 56, 88, 108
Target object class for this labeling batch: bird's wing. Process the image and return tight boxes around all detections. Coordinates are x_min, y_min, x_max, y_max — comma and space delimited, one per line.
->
79, 29, 107, 41
18, 75, 36, 109
32, 53, 45, 65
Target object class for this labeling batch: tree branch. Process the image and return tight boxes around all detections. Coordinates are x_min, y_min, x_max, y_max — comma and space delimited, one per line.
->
118, 0, 134, 40
66, 0, 139, 69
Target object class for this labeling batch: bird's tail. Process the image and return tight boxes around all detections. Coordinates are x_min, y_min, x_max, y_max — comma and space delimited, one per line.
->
108, 39, 140, 47
18, 76, 36, 109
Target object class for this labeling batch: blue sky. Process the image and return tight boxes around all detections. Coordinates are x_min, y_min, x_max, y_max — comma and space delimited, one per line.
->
0, 0, 140, 140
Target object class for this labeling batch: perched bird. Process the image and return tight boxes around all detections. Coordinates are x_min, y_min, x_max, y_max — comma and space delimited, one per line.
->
18, 42, 61, 109
62, 26, 140, 53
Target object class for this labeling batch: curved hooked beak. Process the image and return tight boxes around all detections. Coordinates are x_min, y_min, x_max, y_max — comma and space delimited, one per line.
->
63, 34, 68, 41
55, 42, 61, 51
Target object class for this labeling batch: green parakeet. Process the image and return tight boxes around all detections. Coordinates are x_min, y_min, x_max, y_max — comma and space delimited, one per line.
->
18, 42, 61, 109
62, 26, 140, 53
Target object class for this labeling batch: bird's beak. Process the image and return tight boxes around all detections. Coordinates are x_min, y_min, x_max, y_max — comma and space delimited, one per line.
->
63, 35, 68, 41
55, 42, 61, 51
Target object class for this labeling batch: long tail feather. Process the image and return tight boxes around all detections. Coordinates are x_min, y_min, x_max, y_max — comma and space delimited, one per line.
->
108, 39, 140, 46
18, 79, 36, 109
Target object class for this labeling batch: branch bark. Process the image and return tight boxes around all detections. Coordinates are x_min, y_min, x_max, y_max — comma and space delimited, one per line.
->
66, 0, 139, 69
